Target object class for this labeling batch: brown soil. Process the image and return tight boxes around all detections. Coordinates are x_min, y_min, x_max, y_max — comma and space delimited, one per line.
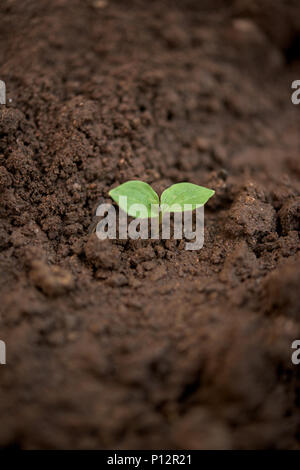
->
0, 0, 300, 450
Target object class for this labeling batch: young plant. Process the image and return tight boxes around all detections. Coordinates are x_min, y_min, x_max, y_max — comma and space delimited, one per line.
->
109, 180, 215, 219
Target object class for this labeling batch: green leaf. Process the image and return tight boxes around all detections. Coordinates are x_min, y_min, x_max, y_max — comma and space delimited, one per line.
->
109, 181, 159, 218
161, 182, 215, 213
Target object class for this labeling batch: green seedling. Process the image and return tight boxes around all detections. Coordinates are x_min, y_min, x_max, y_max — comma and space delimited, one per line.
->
109, 180, 215, 219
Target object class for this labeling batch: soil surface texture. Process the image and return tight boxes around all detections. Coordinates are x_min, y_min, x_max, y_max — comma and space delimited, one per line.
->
0, 0, 299, 449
